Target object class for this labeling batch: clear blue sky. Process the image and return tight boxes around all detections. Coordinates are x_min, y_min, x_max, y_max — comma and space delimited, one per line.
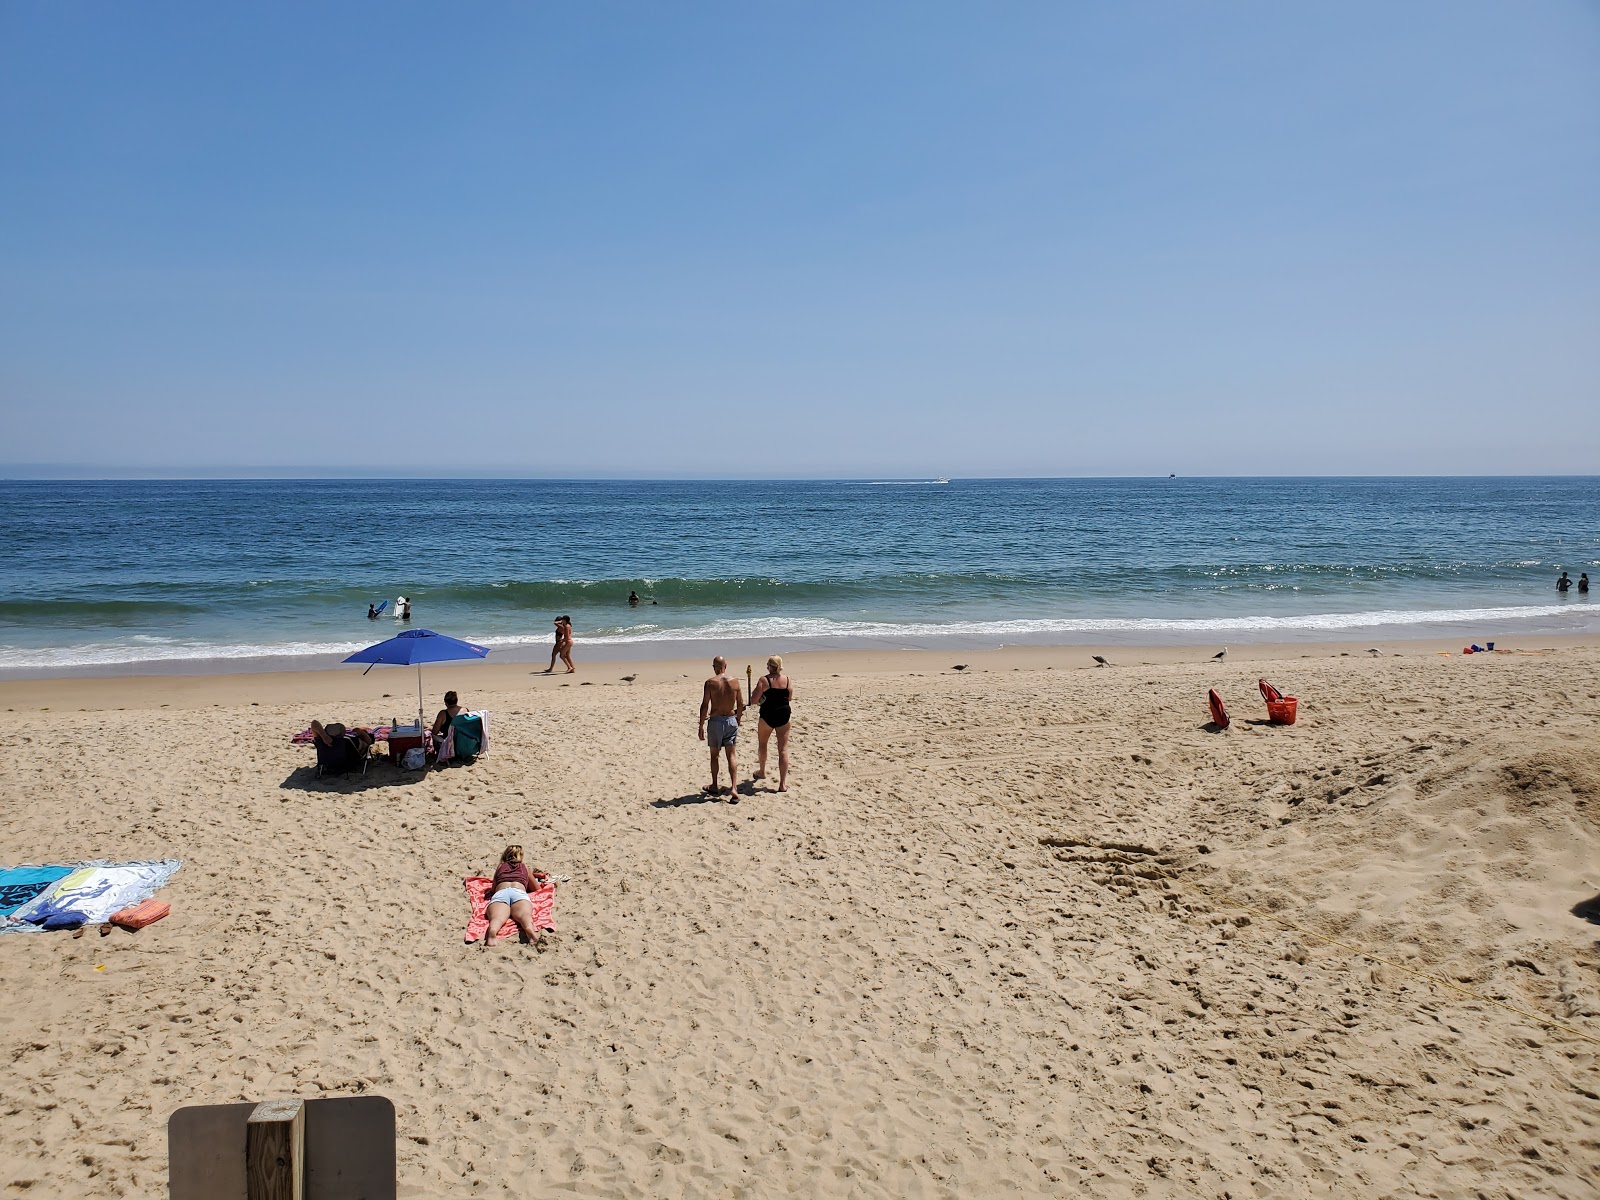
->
2, 2, 1596, 477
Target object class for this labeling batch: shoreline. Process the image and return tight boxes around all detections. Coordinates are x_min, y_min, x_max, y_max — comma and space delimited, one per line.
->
5, 632, 1594, 710
4, 604, 1597, 682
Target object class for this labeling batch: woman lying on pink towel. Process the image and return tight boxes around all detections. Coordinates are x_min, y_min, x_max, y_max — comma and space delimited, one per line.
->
485, 844, 550, 945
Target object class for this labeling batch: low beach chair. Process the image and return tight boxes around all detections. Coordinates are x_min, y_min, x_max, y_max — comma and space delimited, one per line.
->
315, 731, 372, 778
435, 710, 489, 766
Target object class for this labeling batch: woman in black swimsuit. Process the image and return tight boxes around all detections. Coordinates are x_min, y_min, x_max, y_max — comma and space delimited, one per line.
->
749, 655, 793, 792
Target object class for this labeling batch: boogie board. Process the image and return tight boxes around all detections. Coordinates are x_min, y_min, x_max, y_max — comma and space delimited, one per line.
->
1208, 689, 1230, 730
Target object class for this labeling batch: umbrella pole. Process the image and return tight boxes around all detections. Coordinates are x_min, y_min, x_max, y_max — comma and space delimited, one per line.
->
417, 665, 425, 735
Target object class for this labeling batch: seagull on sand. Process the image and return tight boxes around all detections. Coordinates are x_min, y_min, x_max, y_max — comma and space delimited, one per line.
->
621, 674, 637, 683
952, 664, 969, 672
1092, 655, 1113, 668
1211, 647, 1227, 661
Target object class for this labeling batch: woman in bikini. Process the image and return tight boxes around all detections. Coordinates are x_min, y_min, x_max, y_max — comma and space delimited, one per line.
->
484, 844, 550, 945
545, 616, 575, 674
749, 654, 793, 792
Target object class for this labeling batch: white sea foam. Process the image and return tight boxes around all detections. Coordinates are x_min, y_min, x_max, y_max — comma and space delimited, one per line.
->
0, 638, 373, 669
574, 603, 1589, 643
1, 603, 1591, 670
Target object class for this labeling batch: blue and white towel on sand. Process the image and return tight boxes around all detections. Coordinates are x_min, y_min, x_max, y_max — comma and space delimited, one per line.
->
1, 860, 182, 932
0, 866, 73, 918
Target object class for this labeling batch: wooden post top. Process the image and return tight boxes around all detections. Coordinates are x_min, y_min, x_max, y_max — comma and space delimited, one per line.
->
249, 1099, 304, 1124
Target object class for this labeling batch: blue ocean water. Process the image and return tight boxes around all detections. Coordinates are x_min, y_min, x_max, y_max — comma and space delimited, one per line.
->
0, 477, 1595, 672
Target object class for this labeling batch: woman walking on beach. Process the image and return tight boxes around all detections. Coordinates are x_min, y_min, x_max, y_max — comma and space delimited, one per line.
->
545, 616, 575, 674
749, 655, 793, 791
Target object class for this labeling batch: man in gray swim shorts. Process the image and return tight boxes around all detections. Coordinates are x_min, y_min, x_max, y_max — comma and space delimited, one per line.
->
697, 655, 746, 801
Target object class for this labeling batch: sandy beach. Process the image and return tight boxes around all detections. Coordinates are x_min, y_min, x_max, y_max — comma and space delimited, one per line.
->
1, 639, 1597, 1197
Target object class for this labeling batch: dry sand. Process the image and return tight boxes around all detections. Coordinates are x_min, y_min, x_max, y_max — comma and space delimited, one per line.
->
1, 641, 1598, 1197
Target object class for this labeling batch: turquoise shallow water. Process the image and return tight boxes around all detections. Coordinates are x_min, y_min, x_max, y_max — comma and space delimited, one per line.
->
0, 477, 1596, 671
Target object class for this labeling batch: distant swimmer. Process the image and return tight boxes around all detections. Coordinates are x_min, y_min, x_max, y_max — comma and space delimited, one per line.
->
628, 590, 641, 607
1581, 573, 1590, 595
367, 603, 379, 620
395, 595, 412, 621
1557, 572, 1571, 594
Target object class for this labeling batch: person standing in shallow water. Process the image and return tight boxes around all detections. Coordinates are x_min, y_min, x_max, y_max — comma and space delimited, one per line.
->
1580, 573, 1590, 595
1557, 572, 1571, 594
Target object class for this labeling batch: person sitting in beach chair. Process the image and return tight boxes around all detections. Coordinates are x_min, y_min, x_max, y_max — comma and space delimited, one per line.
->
435, 710, 488, 767
431, 690, 463, 739
309, 720, 375, 777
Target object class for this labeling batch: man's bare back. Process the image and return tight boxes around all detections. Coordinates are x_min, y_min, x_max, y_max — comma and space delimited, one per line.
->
702, 672, 741, 717
698, 656, 745, 800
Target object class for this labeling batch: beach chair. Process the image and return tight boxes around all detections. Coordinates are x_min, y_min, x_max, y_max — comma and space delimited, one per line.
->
315, 732, 372, 778
436, 711, 489, 766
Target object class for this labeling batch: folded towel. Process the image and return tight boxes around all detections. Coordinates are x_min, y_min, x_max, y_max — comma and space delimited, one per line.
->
462, 875, 556, 944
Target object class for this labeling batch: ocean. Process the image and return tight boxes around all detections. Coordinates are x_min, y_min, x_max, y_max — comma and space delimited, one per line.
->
0, 477, 1595, 673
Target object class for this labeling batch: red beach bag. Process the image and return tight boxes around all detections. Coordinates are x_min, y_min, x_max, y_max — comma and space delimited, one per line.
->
109, 899, 169, 931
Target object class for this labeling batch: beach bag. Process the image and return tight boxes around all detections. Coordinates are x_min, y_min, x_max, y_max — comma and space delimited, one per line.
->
1258, 678, 1297, 724
110, 898, 169, 931
1208, 689, 1230, 730
402, 747, 427, 770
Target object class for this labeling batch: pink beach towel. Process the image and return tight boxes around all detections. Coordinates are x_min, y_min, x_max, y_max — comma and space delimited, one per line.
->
462, 876, 556, 944
291, 725, 391, 745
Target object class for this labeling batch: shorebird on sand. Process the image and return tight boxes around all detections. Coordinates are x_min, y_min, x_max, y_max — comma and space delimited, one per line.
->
1092, 655, 1113, 668
952, 664, 969, 672
1211, 647, 1227, 661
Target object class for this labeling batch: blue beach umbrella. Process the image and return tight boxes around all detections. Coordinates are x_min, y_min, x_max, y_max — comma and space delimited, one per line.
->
343, 628, 490, 731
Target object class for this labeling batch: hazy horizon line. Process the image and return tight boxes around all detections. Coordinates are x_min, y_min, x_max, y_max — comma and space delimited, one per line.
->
2, 467, 1596, 483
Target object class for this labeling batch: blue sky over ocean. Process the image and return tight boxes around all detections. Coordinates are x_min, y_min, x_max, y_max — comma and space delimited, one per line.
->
1, 2, 1596, 478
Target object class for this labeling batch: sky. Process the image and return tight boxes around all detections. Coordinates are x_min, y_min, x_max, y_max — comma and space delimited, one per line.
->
1, 2, 1597, 478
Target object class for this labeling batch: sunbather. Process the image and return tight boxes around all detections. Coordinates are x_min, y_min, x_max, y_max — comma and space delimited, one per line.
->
484, 844, 550, 945
309, 720, 375, 774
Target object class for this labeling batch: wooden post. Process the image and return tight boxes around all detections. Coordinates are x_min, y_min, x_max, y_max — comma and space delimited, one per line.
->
246, 1098, 304, 1200
746, 663, 753, 699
